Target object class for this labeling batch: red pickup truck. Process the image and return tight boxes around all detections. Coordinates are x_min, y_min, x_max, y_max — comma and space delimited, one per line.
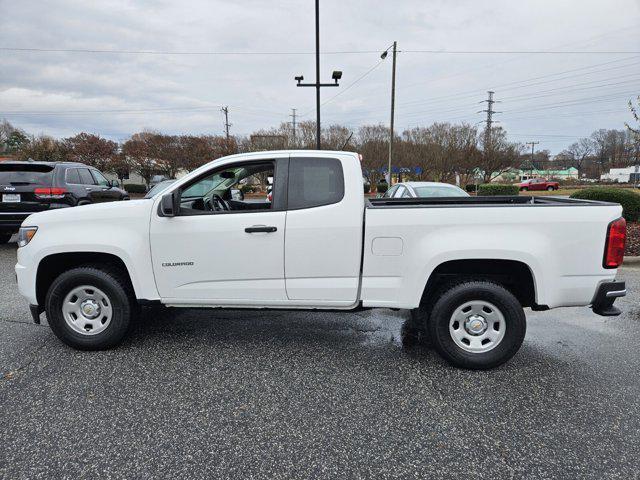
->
519, 178, 559, 191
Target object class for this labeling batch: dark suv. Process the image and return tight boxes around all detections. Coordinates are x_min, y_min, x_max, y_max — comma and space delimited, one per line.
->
0, 161, 129, 243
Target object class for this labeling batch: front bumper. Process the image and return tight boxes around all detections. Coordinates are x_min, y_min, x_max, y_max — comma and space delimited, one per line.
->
592, 281, 626, 317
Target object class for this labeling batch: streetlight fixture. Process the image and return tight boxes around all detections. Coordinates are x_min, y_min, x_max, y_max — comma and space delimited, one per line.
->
294, 0, 341, 150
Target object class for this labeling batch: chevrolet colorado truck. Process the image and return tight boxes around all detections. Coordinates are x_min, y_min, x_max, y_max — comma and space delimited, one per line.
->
15, 151, 627, 369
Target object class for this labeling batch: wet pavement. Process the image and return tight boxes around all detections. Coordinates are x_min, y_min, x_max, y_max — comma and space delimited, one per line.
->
1, 242, 639, 479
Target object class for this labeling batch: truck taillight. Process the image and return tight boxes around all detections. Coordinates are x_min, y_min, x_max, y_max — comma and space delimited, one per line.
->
34, 187, 67, 199
603, 217, 626, 269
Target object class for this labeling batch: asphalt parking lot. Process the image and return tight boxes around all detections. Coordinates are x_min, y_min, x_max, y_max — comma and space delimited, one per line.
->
1, 242, 639, 480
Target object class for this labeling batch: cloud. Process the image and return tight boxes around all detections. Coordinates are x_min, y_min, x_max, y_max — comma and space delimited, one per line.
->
0, 0, 638, 152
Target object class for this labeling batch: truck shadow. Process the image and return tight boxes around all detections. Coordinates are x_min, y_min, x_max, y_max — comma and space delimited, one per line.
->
127, 305, 439, 358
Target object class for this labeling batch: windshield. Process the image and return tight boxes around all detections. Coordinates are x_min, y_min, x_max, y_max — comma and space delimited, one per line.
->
413, 185, 468, 197
145, 180, 176, 198
0, 164, 54, 185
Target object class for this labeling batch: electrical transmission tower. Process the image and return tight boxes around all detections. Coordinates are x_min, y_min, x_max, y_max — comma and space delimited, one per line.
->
221, 106, 231, 140
478, 91, 501, 149
289, 108, 297, 143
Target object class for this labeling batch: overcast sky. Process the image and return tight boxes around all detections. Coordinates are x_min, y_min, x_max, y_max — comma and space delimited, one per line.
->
1, 0, 639, 153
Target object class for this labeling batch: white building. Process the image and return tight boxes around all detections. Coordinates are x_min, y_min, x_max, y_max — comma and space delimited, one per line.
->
600, 166, 640, 183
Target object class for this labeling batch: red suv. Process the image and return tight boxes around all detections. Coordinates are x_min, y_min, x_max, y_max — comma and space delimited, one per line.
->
519, 178, 559, 191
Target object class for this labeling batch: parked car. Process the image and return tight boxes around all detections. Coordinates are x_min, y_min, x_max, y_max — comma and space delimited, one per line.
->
383, 182, 469, 198
145, 179, 177, 199
0, 161, 128, 244
519, 178, 559, 191
15, 151, 626, 370
148, 175, 172, 192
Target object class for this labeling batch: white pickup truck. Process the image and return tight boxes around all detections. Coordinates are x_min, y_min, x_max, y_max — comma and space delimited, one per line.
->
15, 150, 627, 369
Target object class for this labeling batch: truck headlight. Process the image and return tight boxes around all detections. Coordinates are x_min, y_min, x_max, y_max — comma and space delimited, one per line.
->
17, 227, 38, 248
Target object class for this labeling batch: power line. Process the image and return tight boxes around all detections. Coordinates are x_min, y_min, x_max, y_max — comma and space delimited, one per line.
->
300, 59, 385, 116
2, 47, 639, 55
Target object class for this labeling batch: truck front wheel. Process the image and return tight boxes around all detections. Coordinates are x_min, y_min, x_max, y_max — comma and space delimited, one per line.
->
427, 281, 526, 369
45, 266, 133, 350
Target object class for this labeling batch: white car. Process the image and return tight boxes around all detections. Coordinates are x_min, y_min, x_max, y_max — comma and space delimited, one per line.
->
384, 182, 469, 198
15, 150, 626, 369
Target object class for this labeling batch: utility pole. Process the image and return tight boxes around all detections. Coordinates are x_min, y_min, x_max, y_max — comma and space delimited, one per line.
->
388, 41, 397, 185
380, 42, 397, 185
294, 0, 342, 150
221, 106, 231, 140
289, 108, 297, 143
525, 141, 540, 177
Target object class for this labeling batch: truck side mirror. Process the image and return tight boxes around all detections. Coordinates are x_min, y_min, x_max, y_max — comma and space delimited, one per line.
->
160, 192, 178, 217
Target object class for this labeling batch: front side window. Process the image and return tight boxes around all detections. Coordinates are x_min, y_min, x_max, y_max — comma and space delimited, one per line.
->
178, 161, 275, 215
287, 157, 344, 209
91, 170, 110, 186
393, 186, 405, 198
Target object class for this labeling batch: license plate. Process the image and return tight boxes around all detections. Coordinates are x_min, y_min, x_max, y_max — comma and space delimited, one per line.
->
2, 194, 20, 203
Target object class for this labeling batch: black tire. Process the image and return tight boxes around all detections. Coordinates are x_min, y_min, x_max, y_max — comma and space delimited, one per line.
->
45, 266, 133, 350
77, 200, 91, 206
0, 233, 12, 244
547, 186, 555, 191
427, 281, 526, 370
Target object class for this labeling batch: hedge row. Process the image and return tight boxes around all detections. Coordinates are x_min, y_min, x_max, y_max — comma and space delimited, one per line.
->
477, 184, 520, 196
570, 187, 640, 222
123, 183, 147, 194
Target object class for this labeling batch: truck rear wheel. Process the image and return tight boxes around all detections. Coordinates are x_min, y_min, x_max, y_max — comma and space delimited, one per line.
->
427, 281, 526, 369
45, 266, 133, 350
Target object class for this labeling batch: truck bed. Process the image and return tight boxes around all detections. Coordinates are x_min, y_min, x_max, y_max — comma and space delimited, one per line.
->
367, 195, 613, 208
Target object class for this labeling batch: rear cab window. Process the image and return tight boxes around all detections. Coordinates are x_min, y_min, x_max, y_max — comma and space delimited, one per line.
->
287, 157, 344, 209
0, 164, 54, 186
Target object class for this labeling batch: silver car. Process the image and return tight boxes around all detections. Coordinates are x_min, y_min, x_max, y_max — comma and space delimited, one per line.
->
383, 181, 469, 198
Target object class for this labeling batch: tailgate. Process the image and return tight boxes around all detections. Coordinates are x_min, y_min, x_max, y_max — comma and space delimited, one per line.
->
0, 163, 54, 214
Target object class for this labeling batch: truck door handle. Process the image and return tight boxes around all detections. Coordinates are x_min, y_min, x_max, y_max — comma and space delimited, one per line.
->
245, 226, 277, 233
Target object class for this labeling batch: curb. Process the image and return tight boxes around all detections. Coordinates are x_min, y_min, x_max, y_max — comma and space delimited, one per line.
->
623, 256, 640, 265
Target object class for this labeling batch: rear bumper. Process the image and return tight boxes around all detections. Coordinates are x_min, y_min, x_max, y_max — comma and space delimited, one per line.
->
592, 281, 626, 317
0, 213, 31, 233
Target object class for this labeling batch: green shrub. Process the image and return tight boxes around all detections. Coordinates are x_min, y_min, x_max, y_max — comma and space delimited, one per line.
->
240, 184, 254, 194
363, 183, 371, 194
465, 184, 477, 193
376, 183, 388, 194
124, 183, 146, 194
477, 184, 520, 196
570, 187, 640, 222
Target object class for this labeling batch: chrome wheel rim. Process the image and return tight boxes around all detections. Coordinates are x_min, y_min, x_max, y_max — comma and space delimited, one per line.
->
62, 285, 113, 335
449, 300, 506, 353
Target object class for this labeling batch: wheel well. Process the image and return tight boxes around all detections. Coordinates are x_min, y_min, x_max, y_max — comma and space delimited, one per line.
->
36, 252, 133, 306
422, 259, 537, 308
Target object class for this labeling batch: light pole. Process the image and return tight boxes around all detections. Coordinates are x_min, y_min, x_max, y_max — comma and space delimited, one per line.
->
294, 0, 341, 150
381, 41, 397, 184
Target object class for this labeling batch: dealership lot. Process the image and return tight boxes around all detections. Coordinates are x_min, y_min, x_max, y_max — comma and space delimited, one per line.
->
1, 242, 639, 479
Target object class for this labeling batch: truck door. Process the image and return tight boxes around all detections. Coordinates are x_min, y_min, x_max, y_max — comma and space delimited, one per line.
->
149, 156, 289, 304
284, 155, 364, 305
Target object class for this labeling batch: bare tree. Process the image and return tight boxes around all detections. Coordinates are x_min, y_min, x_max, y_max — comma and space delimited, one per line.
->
561, 138, 593, 178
